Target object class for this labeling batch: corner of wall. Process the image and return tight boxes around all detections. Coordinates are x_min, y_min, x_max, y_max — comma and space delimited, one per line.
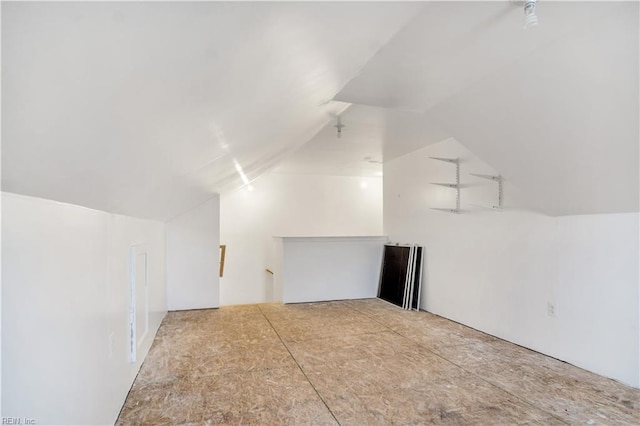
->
383, 140, 640, 387
2, 192, 169, 423
166, 196, 221, 311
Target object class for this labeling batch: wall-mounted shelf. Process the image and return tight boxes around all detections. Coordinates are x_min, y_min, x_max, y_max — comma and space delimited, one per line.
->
431, 207, 460, 214
430, 157, 458, 165
431, 183, 459, 189
430, 157, 460, 213
470, 173, 503, 211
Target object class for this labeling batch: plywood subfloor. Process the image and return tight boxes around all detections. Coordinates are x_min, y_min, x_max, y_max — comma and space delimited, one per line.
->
116, 299, 639, 425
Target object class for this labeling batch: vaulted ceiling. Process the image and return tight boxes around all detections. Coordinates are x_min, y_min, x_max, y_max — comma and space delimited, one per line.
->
2, 2, 421, 220
3, 1, 638, 219
333, 1, 638, 216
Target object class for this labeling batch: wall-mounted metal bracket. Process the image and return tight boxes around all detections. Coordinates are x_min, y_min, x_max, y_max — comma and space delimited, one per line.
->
430, 208, 460, 214
430, 157, 460, 213
431, 183, 459, 189
470, 173, 503, 210
430, 157, 459, 164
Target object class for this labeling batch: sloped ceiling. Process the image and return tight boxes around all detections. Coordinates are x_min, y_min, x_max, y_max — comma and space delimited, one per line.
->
429, 7, 638, 216
335, 1, 639, 216
273, 104, 449, 177
1, 1, 421, 220
4, 2, 638, 219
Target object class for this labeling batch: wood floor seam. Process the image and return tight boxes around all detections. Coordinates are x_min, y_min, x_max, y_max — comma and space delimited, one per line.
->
256, 304, 342, 426
117, 299, 640, 425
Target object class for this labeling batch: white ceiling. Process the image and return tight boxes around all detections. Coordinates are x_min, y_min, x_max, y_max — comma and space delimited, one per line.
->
3, 1, 638, 218
335, 1, 624, 111
332, 0, 638, 215
1, 2, 421, 220
273, 104, 450, 177
427, 4, 639, 215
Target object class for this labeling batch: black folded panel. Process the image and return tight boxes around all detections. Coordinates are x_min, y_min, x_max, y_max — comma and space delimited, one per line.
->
378, 244, 424, 310
378, 245, 410, 307
411, 246, 423, 310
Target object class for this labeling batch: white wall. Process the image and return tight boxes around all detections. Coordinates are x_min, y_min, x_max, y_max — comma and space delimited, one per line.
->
220, 173, 383, 306
280, 236, 387, 304
384, 138, 639, 387
166, 196, 220, 311
1, 192, 167, 425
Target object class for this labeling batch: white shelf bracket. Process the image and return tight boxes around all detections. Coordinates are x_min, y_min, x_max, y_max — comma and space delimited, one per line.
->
430, 157, 460, 213
430, 157, 459, 164
470, 173, 503, 210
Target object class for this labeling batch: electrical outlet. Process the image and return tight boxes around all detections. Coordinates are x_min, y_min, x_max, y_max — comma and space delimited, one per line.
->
547, 302, 556, 317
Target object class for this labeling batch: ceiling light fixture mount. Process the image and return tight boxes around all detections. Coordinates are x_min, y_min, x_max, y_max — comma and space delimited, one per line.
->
523, 0, 538, 29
